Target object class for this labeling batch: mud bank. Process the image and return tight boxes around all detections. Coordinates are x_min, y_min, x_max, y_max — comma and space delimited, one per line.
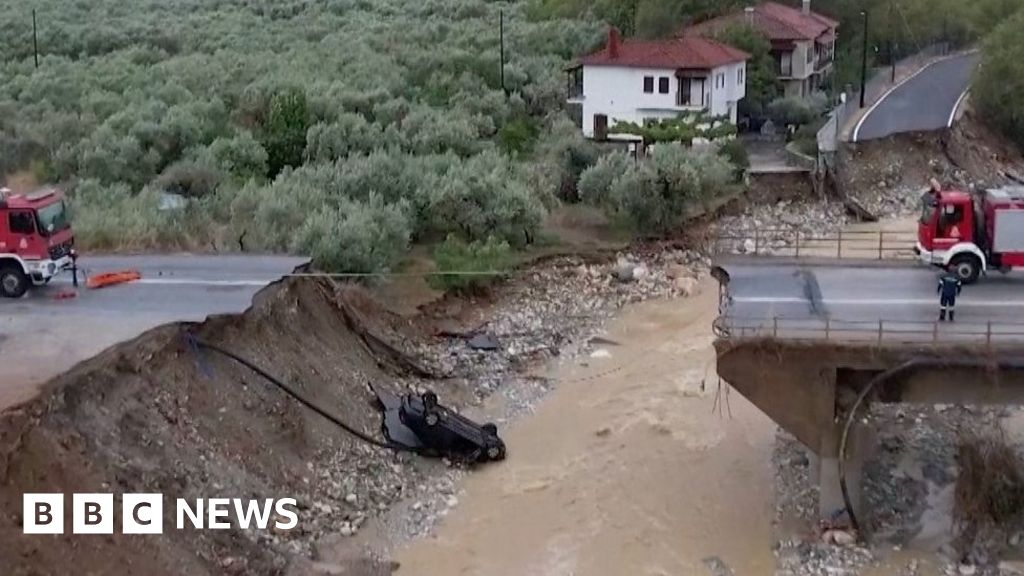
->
0, 278, 437, 575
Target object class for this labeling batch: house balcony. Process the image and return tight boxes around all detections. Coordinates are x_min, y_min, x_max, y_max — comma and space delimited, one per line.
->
675, 92, 705, 110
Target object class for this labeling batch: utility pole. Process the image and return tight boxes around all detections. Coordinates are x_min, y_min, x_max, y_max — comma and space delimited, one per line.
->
499, 9, 506, 95
633, 0, 639, 37
32, 9, 39, 69
891, 41, 897, 83
859, 10, 869, 108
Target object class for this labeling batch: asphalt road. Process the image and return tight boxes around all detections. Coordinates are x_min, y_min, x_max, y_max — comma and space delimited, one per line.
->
719, 262, 1024, 343
853, 52, 979, 142
0, 254, 307, 409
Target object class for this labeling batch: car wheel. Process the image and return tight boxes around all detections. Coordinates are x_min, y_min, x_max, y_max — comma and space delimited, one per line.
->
486, 444, 505, 461
423, 391, 438, 408
0, 264, 29, 298
425, 412, 440, 427
950, 254, 981, 284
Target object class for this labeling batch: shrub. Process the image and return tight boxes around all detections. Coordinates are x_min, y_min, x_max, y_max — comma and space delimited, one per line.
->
578, 151, 633, 207
717, 139, 749, 179
261, 88, 311, 177
498, 115, 541, 157
205, 132, 269, 181
766, 97, 820, 128
974, 10, 1024, 148
605, 144, 735, 235
533, 114, 599, 201
70, 179, 216, 251
612, 113, 738, 144
292, 194, 412, 273
154, 160, 224, 198
429, 235, 514, 293
305, 114, 388, 162
425, 150, 545, 247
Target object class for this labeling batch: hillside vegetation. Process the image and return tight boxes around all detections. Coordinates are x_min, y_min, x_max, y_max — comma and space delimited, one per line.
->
975, 7, 1024, 150
5, 0, 1020, 272
0, 0, 620, 270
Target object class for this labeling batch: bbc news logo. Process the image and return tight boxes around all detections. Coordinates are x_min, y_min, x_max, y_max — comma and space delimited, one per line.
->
23, 494, 298, 534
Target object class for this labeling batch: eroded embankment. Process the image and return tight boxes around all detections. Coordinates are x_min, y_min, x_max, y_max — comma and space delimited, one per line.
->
0, 278, 436, 576
836, 107, 1024, 218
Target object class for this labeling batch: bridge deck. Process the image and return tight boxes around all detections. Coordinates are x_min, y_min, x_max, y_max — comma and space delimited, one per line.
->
716, 261, 1024, 346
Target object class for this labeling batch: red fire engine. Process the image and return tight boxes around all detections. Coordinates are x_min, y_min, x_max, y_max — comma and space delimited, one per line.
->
916, 180, 1024, 284
0, 187, 75, 298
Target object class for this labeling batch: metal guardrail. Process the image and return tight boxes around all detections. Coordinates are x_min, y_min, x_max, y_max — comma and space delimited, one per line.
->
711, 229, 919, 261
714, 315, 1024, 347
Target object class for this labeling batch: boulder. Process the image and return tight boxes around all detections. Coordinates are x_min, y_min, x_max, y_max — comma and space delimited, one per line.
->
675, 277, 698, 297
613, 262, 635, 283
665, 265, 688, 280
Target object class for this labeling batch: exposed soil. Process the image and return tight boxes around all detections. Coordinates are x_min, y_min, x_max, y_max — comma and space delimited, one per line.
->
836, 105, 1024, 219
1, 278, 437, 575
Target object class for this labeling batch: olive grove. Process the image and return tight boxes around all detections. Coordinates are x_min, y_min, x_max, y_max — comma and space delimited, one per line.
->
0, 0, 613, 270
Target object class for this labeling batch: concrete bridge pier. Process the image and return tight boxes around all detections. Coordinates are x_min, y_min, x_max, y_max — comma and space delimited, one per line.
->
715, 338, 1024, 529
810, 424, 877, 526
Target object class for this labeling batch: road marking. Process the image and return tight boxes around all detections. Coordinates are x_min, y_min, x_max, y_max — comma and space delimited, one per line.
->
52, 278, 271, 288
733, 296, 1024, 307
135, 279, 271, 287
852, 53, 971, 143
948, 88, 970, 128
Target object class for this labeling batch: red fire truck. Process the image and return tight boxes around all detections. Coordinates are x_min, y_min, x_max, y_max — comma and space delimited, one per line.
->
0, 187, 75, 298
916, 180, 1024, 284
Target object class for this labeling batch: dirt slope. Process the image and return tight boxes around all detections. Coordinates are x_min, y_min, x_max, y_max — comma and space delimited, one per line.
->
0, 279, 434, 576
837, 106, 1024, 218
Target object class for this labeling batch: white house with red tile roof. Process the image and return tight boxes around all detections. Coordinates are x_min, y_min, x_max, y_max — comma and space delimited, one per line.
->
567, 28, 749, 139
685, 0, 838, 98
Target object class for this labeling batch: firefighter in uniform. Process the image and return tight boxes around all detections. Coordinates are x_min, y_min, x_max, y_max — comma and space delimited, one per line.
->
937, 270, 962, 322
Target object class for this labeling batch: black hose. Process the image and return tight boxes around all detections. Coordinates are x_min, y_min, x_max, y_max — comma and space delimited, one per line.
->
838, 356, 1024, 535
190, 336, 420, 454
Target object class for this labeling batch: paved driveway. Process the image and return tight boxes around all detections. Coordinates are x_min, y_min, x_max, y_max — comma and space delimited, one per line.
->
853, 53, 979, 142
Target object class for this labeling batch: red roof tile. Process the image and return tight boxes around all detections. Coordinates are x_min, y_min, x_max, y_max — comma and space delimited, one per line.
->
578, 35, 749, 70
685, 1, 838, 42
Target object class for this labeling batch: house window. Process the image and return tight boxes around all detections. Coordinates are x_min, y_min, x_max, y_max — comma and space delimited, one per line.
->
658, 77, 669, 94
717, 73, 725, 89
643, 76, 654, 93
780, 52, 793, 76
807, 44, 814, 64
737, 68, 744, 85
567, 67, 584, 99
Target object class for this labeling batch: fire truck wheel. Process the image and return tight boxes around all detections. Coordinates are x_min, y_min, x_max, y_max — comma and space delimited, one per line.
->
950, 254, 981, 284
0, 264, 29, 298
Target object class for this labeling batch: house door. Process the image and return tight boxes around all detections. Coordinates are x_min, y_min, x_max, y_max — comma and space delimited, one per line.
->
677, 78, 692, 106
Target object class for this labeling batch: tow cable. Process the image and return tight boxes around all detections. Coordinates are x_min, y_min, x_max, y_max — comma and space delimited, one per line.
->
185, 333, 506, 463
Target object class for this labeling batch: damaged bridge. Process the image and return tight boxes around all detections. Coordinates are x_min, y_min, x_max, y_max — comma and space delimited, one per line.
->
712, 258, 1024, 526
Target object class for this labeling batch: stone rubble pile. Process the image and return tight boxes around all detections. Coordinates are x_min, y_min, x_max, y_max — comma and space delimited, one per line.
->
714, 200, 850, 255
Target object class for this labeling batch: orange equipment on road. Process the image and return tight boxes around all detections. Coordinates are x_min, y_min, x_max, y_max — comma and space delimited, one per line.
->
86, 270, 141, 289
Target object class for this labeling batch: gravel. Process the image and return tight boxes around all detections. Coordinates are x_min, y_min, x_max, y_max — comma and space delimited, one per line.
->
772, 405, 1024, 576
714, 199, 851, 255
